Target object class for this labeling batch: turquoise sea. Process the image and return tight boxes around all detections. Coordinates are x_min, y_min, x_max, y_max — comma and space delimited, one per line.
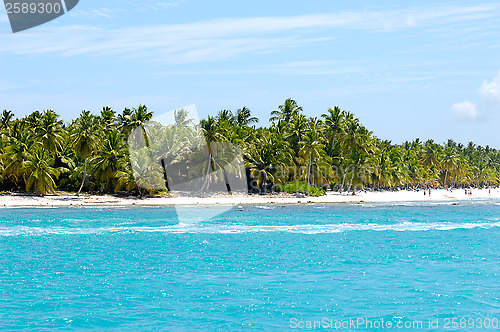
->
1, 201, 499, 331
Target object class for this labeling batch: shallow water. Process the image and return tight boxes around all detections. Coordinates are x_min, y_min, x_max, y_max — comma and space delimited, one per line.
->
1, 202, 499, 330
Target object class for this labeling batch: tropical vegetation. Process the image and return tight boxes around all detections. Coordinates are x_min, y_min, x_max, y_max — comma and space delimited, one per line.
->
0, 100, 499, 196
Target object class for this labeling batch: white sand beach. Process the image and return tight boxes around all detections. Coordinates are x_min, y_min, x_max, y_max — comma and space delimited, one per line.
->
0, 188, 499, 207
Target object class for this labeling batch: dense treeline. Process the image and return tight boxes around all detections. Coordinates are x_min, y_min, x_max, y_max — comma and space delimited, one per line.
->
0, 99, 499, 196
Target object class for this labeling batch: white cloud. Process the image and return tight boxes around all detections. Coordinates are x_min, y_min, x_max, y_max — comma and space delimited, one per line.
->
479, 71, 500, 109
69, 8, 115, 19
151, 0, 188, 10
450, 71, 500, 121
450, 101, 483, 121
0, 4, 499, 64
68, 0, 187, 19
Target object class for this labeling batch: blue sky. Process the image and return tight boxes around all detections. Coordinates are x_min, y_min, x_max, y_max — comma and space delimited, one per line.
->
2, 0, 500, 146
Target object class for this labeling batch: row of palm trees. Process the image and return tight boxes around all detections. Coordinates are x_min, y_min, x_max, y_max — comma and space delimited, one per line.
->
0, 99, 499, 195
0, 106, 152, 195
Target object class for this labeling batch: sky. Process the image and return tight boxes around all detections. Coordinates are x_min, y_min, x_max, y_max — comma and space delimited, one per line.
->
1, 0, 500, 147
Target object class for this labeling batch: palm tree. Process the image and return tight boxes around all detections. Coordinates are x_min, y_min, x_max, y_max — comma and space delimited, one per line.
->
235, 107, 258, 127
441, 146, 460, 188
338, 119, 375, 193
22, 147, 60, 195
322, 106, 344, 157
0, 111, 14, 161
0, 110, 14, 131
70, 111, 101, 195
389, 145, 409, 188
124, 105, 154, 146
216, 110, 235, 124
35, 110, 66, 156
24, 111, 42, 132
114, 166, 139, 193
2, 128, 34, 188
173, 109, 193, 129
246, 132, 293, 193
124, 147, 165, 196
286, 114, 308, 159
421, 140, 442, 168
118, 107, 133, 132
199, 116, 225, 192
373, 141, 396, 188
91, 130, 127, 191
420, 140, 443, 187
100, 106, 118, 132
299, 125, 327, 195
270, 98, 302, 126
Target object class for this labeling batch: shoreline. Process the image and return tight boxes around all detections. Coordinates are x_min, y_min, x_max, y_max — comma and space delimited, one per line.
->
0, 188, 499, 207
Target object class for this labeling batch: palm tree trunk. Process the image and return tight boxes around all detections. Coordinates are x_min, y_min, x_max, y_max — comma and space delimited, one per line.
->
160, 159, 171, 191
340, 170, 348, 193
77, 157, 87, 196
22, 173, 27, 191
349, 169, 356, 195
306, 155, 312, 196
141, 126, 150, 147
330, 135, 335, 157
222, 168, 232, 194
200, 152, 212, 192
260, 172, 267, 194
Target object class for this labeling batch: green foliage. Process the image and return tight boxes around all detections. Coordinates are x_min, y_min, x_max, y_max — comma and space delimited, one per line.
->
277, 181, 326, 197
0, 100, 499, 197
22, 147, 60, 194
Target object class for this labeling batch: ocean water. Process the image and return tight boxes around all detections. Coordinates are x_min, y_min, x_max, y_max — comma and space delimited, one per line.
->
1, 201, 499, 331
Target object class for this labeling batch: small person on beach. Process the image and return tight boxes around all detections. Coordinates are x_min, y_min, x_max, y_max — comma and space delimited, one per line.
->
428, 189, 431, 196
